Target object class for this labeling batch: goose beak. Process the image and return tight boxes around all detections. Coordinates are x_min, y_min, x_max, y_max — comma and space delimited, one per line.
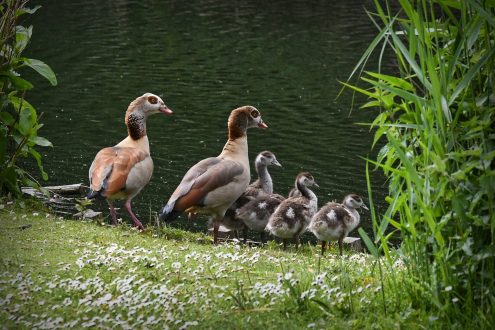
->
361, 204, 369, 211
313, 182, 320, 188
258, 120, 268, 129
273, 159, 282, 167
159, 105, 173, 116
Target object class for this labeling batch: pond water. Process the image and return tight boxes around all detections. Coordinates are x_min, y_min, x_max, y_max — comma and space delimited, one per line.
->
25, 0, 389, 237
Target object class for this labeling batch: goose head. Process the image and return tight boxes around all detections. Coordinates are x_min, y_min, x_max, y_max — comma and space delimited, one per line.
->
131, 93, 173, 116
228, 106, 267, 140
125, 93, 173, 140
296, 172, 319, 189
343, 194, 369, 210
256, 151, 282, 168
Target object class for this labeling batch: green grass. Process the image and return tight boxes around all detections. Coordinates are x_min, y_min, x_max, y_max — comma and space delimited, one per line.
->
0, 200, 433, 329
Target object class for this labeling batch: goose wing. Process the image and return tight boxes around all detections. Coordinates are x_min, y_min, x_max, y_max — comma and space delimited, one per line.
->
161, 157, 244, 218
89, 147, 149, 197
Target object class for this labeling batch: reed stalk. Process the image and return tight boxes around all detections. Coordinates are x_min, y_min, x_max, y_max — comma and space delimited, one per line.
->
345, 0, 494, 326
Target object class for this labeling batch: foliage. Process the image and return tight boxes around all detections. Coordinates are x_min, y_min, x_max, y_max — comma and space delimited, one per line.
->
0, 0, 57, 196
344, 0, 494, 326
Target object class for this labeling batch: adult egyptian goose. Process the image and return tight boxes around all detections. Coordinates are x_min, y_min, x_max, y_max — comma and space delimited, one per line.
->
308, 194, 368, 256
88, 93, 172, 230
217, 150, 282, 241
236, 193, 285, 243
266, 172, 318, 249
159, 106, 267, 244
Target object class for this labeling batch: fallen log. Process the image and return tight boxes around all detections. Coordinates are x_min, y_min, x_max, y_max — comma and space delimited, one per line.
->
22, 183, 87, 197
21, 183, 96, 218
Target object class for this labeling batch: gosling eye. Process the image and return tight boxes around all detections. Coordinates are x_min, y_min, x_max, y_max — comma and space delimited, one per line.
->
251, 110, 259, 118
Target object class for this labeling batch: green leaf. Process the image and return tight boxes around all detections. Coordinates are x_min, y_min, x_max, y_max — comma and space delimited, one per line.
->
18, 107, 33, 136
33, 136, 52, 147
384, 216, 402, 230
362, 77, 425, 105
1, 72, 33, 90
358, 227, 379, 257
15, 25, 32, 54
339, 81, 376, 98
365, 71, 414, 91
16, 5, 42, 17
361, 100, 383, 108
8, 95, 36, 114
29, 148, 48, 180
23, 58, 58, 86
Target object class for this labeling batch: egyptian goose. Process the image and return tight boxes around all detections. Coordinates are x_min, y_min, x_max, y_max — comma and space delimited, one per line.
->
217, 150, 282, 241
159, 106, 267, 244
308, 194, 368, 256
87, 93, 172, 230
266, 172, 318, 249
236, 193, 285, 243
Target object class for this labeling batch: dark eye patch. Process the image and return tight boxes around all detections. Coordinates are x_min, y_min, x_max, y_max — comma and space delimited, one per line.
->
251, 110, 259, 118
148, 96, 158, 104
261, 151, 272, 158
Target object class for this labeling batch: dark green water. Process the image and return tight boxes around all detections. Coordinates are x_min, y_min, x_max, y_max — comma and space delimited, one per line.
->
25, 0, 388, 235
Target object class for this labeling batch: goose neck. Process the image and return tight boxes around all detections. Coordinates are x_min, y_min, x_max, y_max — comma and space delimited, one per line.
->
256, 164, 273, 194
126, 110, 147, 140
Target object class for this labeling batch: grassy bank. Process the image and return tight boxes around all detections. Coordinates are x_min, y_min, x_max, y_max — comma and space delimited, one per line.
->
0, 200, 432, 329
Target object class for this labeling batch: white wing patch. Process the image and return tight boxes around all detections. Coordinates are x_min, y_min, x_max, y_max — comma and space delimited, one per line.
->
258, 202, 267, 209
326, 209, 337, 220
286, 207, 295, 219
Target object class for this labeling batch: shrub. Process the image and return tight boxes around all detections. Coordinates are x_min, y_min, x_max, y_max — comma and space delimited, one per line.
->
0, 0, 57, 196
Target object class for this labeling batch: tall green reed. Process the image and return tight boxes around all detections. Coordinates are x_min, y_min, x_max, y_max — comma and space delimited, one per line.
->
344, 0, 494, 326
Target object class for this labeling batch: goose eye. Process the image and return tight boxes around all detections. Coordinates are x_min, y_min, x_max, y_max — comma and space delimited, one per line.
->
251, 110, 259, 118
148, 96, 158, 104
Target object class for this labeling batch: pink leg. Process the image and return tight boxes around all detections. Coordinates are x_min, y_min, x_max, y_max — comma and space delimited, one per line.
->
124, 200, 145, 231
108, 201, 118, 226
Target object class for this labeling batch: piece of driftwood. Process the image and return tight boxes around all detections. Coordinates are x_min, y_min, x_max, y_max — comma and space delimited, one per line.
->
74, 209, 102, 219
21, 183, 92, 218
42, 183, 86, 195
22, 183, 87, 197
207, 226, 262, 245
